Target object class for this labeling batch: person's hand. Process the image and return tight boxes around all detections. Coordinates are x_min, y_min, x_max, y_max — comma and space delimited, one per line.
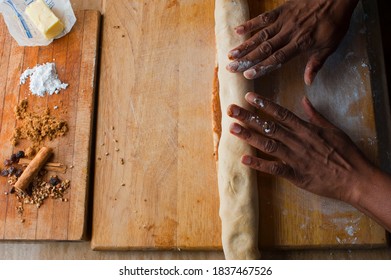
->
226, 0, 359, 85
227, 92, 376, 204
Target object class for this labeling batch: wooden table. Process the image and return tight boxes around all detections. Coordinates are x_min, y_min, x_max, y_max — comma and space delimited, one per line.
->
0, 0, 390, 260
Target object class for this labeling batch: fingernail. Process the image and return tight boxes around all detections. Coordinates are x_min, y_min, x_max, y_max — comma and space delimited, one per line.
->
228, 50, 240, 59
230, 123, 242, 134
227, 61, 239, 71
229, 105, 240, 117
242, 155, 252, 165
244, 68, 257, 79
253, 98, 265, 108
235, 26, 245, 34
305, 70, 317, 86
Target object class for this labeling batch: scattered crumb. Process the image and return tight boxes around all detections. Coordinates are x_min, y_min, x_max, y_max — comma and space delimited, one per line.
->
8, 172, 71, 221
25, 147, 36, 158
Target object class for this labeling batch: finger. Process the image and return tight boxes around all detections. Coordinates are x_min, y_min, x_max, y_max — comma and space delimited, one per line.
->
243, 42, 299, 79
304, 48, 333, 85
229, 122, 291, 159
234, 9, 279, 35
301, 96, 335, 129
228, 23, 281, 60
227, 104, 298, 146
241, 155, 297, 182
233, 30, 290, 77
245, 92, 308, 131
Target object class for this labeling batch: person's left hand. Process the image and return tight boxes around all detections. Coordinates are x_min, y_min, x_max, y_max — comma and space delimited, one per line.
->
227, 92, 376, 204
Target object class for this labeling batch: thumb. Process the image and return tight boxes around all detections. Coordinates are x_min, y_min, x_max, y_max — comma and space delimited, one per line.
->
304, 49, 332, 85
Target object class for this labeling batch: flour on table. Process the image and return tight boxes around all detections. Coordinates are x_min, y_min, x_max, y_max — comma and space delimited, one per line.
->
20, 63, 68, 97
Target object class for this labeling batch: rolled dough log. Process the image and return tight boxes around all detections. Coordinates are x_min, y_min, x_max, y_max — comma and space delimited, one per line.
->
214, 0, 261, 259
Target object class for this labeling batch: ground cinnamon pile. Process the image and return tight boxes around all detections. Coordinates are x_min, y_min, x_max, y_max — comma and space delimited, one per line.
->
12, 100, 68, 153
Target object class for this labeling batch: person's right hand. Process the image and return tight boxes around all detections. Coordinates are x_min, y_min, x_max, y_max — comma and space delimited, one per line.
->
227, 92, 372, 203
226, 92, 391, 232
226, 0, 359, 85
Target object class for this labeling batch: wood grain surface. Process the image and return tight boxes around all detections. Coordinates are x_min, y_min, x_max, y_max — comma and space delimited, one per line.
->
0, 11, 101, 241
92, 0, 388, 250
250, 0, 388, 248
1, 0, 390, 260
92, 0, 221, 250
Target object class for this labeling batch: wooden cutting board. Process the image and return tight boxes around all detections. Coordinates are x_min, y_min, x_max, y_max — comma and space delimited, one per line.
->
252, 0, 388, 249
0, 10, 100, 241
92, 0, 388, 250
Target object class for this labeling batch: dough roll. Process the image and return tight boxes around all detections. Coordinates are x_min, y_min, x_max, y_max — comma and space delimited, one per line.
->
214, 0, 261, 259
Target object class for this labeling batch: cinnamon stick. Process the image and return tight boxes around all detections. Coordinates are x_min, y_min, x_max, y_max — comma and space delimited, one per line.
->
18, 158, 67, 173
14, 147, 53, 194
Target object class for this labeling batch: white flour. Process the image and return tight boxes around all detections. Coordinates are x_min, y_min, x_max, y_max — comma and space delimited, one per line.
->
20, 62, 68, 97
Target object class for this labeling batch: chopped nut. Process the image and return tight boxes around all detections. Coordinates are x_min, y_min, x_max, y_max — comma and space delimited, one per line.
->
121, 183, 125, 186
25, 147, 36, 158
115, 148, 119, 152
105, 152, 109, 156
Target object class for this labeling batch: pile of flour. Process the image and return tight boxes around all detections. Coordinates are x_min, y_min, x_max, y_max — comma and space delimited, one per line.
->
20, 62, 68, 97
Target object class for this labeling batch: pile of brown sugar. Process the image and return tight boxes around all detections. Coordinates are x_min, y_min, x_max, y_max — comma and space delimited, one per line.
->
12, 100, 68, 155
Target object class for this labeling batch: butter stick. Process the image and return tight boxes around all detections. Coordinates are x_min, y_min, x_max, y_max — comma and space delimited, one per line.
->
25, 0, 64, 39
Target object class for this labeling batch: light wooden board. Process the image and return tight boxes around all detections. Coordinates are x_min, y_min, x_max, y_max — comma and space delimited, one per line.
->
92, 0, 221, 250
0, 11, 101, 241
92, 0, 388, 250
252, 0, 387, 249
